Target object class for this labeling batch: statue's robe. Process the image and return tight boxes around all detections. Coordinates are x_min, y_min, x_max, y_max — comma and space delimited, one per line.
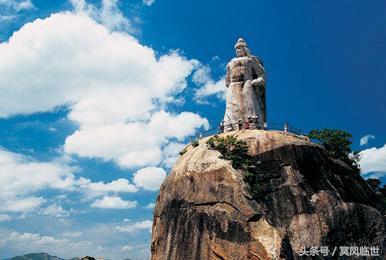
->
223, 56, 266, 132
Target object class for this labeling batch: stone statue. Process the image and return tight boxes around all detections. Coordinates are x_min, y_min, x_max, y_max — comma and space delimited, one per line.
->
223, 38, 266, 132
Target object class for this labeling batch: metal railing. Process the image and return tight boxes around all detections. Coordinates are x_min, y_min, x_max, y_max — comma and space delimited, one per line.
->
193, 121, 302, 140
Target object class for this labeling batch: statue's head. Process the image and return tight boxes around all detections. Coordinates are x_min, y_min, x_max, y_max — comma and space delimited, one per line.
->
235, 38, 250, 57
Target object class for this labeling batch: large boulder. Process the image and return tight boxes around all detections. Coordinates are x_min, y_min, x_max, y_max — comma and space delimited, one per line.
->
151, 130, 384, 259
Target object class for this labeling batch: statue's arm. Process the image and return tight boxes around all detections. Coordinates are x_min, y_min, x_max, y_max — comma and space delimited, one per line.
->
252, 58, 266, 87
225, 64, 230, 88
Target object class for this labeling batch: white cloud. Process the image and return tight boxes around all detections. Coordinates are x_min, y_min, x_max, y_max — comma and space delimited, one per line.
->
0, 230, 96, 258
146, 202, 155, 209
0, 149, 75, 198
195, 78, 227, 101
192, 65, 211, 85
69, 0, 132, 32
133, 167, 166, 191
193, 66, 226, 101
39, 204, 71, 218
62, 231, 83, 238
116, 219, 152, 233
77, 177, 138, 198
0, 12, 198, 118
0, 11, 208, 170
0, 149, 74, 212
143, 0, 155, 6
2, 197, 46, 212
0, 148, 139, 213
359, 144, 386, 174
162, 141, 186, 168
65, 111, 208, 168
0, 214, 11, 222
69, 0, 93, 14
121, 244, 134, 251
0, 231, 69, 248
100, 0, 132, 31
0, 226, 152, 259
90, 196, 137, 209
0, 14, 16, 21
360, 134, 375, 146
0, 0, 33, 11
0, 6, 211, 218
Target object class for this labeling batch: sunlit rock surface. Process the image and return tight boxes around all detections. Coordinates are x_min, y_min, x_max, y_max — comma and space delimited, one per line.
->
151, 130, 384, 259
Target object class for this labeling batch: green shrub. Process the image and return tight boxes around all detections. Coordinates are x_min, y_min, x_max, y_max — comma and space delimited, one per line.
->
308, 128, 360, 174
207, 135, 259, 197
207, 135, 250, 169
192, 140, 199, 147
179, 147, 188, 156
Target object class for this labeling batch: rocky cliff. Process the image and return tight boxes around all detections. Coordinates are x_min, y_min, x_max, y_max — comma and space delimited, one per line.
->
151, 130, 384, 259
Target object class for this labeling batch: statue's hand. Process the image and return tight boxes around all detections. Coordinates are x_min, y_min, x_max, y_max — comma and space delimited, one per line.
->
252, 77, 265, 87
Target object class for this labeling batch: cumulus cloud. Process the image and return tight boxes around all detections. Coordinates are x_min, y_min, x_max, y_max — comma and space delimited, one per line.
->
0, 148, 74, 212
0, 148, 139, 213
77, 177, 138, 198
0, 0, 33, 11
133, 167, 167, 191
162, 141, 186, 168
0, 12, 199, 118
68, 0, 95, 14
115, 219, 152, 233
0, 227, 150, 259
121, 244, 134, 251
0, 11, 208, 170
195, 78, 227, 101
0, 230, 95, 258
0, 14, 16, 21
143, 0, 155, 6
146, 202, 155, 209
0, 149, 75, 198
99, 0, 132, 31
2, 197, 46, 212
360, 134, 375, 146
69, 0, 132, 32
0, 231, 72, 249
62, 231, 83, 238
193, 66, 226, 102
65, 111, 208, 168
39, 204, 71, 218
90, 196, 137, 209
0, 214, 11, 222
359, 144, 386, 174
0, 4, 212, 218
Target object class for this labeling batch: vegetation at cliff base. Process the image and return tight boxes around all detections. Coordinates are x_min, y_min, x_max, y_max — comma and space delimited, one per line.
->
307, 128, 360, 174
366, 178, 386, 203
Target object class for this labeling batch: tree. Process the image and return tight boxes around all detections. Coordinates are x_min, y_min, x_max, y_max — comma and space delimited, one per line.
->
365, 178, 386, 207
307, 128, 360, 173
366, 178, 381, 191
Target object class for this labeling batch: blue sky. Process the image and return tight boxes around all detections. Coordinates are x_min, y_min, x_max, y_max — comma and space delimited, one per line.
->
0, 0, 385, 259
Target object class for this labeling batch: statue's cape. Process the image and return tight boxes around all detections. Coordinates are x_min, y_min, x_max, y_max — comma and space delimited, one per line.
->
251, 55, 264, 66
229, 55, 264, 67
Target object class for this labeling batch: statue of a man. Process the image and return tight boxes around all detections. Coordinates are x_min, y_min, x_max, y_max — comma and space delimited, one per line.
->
223, 38, 266, 132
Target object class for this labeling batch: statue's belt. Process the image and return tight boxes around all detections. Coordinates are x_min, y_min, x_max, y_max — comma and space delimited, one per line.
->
229, 80, 245, 84
230, 75, 244, 82
229, 80, 256, 84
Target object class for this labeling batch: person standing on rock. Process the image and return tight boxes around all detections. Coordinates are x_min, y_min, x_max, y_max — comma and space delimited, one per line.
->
223, 38, 266, 132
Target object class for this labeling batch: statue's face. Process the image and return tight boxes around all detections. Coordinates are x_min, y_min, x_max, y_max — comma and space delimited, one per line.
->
236, 46, 247, 57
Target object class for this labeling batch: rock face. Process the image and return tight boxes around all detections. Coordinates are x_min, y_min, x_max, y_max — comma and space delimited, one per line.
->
151, 130, 384, 259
